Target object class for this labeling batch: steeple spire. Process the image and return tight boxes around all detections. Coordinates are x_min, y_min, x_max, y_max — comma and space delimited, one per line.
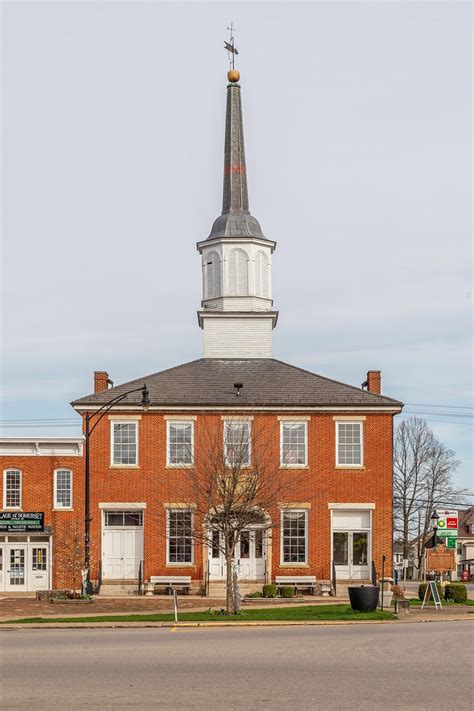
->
222, 79, 249, 214
207, 69, 267, 241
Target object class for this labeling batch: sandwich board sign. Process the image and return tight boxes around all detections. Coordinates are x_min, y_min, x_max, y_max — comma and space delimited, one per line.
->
422, 581, 443, 610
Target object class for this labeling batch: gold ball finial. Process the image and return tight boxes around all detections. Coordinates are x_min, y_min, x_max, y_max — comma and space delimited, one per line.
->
227, 69, 240, 83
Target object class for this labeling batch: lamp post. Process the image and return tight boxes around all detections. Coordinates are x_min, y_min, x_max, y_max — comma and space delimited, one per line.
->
431, 509, 439, 547
82, 384, 150, 595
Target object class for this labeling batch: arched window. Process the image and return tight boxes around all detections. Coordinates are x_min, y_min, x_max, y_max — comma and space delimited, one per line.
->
255, 251, 270, 298
227, 248, 248, 296
204, 251, 221, 299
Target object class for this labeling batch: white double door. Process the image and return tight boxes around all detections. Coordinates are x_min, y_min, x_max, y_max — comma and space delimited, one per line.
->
209, 529, 265, 581
102, 527, 144, 580
1, 543, 49, 592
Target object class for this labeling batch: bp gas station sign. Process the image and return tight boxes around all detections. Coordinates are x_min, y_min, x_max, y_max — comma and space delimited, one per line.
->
436, 510, 458, 538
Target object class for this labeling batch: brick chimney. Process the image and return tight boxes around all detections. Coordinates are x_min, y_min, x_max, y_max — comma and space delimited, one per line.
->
366, 370, 381, 395
94, 371, 111, 394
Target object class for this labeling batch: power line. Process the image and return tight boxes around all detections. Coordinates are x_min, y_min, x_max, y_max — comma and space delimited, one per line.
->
406, 403, 473, 410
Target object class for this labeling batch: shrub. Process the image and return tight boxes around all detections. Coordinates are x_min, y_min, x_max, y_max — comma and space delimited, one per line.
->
245, 591, 263, 599
418, 582, 443, 601
444, 584, 467, 603
280, 586, 295, 598
262, 584, 277, 598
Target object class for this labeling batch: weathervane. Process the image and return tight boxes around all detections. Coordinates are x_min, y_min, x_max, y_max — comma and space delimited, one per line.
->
224, 22, 238, 70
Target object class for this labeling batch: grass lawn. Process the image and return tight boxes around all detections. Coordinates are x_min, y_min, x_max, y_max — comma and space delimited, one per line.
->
3, 604, 395, 625
408, 598, 474, 607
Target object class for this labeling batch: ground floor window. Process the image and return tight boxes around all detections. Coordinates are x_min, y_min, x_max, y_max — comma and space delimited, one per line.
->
281, 510, 307, 563
167, 510, 193, 563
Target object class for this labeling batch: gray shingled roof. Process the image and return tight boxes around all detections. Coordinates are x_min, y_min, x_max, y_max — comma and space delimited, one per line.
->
71, 358, 403, 409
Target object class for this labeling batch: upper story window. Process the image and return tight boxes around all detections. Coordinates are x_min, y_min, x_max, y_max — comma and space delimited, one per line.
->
167, 421, 194, 466
227, 248, 248, 296
54, 469, 72, 509
336, 421, 363, 467
281, 510, 307, 564
111, 421, 138, 466
224, 420, 251, 467
167, 509, 194, 564
3, 469, 22, 509
204, 251, 222, 299
280, 421, 308, 466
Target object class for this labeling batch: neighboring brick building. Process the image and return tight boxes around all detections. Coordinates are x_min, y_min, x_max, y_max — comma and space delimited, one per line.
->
0, 69, 402, 593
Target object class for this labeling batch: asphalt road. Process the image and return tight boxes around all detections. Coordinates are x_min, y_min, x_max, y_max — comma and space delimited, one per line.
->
1, 623, 472, 710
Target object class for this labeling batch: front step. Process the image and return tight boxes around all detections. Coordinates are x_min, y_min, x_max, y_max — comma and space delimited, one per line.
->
99, 581, 139, 596
333, 579, 372, 598
208, 581, 265, 597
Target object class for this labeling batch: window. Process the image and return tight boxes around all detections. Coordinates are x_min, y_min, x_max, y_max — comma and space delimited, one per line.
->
281, 510, 307, 564
3, 469, 21, 509
104, 510, 143, 527
54, 469, 72, 508
227, 248, 248, 295
32, 548, 47, 571
204, 251, 222, 299
281, 421, 307, 466
167, 509, 193, 563
224, 421, 251, 467
111, 421, 138, 465
336, 421, 363, 466
167, 421, 194, 466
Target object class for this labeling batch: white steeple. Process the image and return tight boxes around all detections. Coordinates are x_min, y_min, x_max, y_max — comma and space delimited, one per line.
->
197, 71, 278, 358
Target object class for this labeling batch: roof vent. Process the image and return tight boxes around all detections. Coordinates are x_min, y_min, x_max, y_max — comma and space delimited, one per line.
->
234, 382, 243, 396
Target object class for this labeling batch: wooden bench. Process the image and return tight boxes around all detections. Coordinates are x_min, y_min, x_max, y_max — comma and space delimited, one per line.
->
149, 576, 192, 595
275, 576, 317, 596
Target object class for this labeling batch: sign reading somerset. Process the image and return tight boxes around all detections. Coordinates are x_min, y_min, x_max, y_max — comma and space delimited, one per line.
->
0, 512, 44, 532
436, 510, 458, 538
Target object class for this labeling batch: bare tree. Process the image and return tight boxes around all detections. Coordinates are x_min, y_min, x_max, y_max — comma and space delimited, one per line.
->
174, 416, 296, 613
393, 417, 463, 571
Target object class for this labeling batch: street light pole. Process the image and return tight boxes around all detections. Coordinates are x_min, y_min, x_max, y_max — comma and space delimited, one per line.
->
82, 384, 150, 595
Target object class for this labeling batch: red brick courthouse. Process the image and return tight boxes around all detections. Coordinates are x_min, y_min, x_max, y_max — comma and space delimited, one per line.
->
0, 70, 402, 594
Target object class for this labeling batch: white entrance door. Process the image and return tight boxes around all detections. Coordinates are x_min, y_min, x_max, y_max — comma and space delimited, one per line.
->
332, 510, 371, 580
30, 546, 49, 590
6, 545, 27, 592
102, 510, 144, 580
208, 529, 265, 581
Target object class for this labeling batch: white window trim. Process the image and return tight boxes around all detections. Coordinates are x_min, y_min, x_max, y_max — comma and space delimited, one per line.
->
166, 420, 195, 468
279, 420, 308, 468
335, 420, 364, 468
3, 468, 22, 510
166, 508, 194, 565
280, 508, 308, 566
224, 420, 252, 468
53, 468, 73, 510
110, 420, 139, 467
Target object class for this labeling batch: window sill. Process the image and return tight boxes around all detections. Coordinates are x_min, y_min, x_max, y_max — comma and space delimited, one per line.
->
165, 563, 196, 568
109, 465, 140, 469
279, 465, 309, 470
335, 465, 365, 470
53, 508, 74, 512
165, 464, 195, 469
279, 563, 310, 568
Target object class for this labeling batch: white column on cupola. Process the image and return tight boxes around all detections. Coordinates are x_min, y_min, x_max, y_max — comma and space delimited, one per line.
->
197, 69, 278, 358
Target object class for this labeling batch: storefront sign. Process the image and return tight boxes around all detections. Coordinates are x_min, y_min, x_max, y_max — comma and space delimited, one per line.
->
0, 512, 44, 532
446, 537, 456, 549
437, 510, 458, 537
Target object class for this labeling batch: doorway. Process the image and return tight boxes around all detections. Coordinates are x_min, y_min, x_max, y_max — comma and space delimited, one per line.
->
208, 529, 265, 581
332, 509, 371, 580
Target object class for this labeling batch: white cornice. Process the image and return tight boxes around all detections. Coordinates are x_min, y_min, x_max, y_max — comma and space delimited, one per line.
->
72, 405, 402, 414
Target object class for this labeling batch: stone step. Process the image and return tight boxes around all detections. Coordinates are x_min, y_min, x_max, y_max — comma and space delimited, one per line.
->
99, 583, 139, 597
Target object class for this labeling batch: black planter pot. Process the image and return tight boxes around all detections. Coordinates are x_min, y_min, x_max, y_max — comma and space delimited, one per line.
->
348, 585, 380, 612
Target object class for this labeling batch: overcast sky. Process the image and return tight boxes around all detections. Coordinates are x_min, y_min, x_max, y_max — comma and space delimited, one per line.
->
2, 2, 472, 490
